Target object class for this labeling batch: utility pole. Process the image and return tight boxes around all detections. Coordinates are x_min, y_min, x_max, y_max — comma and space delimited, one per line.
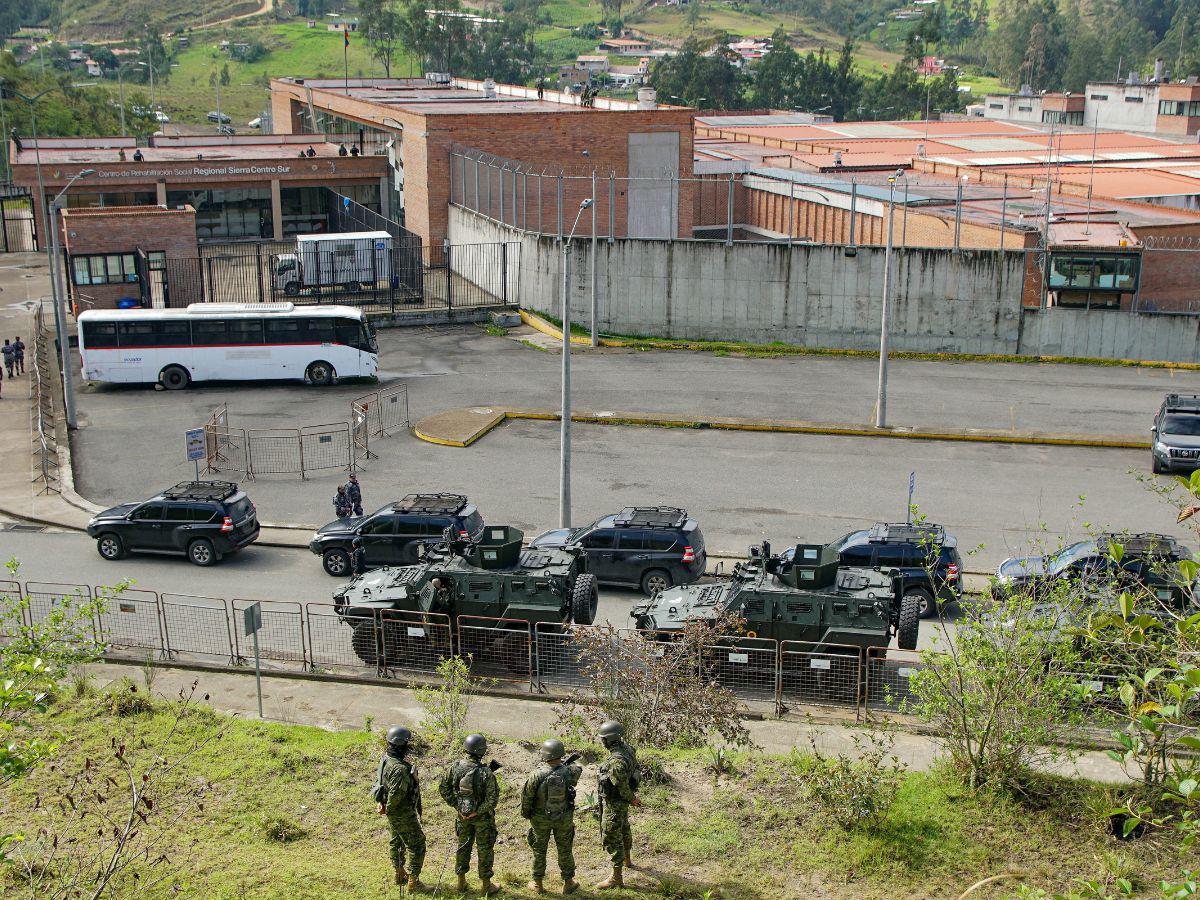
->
48, 169, 95, 430
875, 171, 900, 429
559, 198, 593, 529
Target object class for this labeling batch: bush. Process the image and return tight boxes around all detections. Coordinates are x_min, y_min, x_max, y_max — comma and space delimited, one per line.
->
415, 656, 474, 752
798, 729, 905, 831
259, 814, 307, 843
101, 676, 156, 717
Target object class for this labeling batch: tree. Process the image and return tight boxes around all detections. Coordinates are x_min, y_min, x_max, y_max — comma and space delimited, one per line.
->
360, 0, 404, 78
650, 36, 745, 110
748, 29, 800, 109
220, 62, 231, 86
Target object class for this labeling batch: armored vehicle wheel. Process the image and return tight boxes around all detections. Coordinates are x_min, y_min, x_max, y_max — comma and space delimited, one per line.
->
907, 586, 938, 620
896, 593, 921, 651
570, 573, 598, 625
351, 621, 382, 666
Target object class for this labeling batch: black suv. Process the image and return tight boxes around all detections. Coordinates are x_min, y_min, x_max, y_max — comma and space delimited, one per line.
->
783, 522, 963, 618
309, 493, 485, 576
87, 481, 259, 567
1151, 394, 1200, 474
993, 532, 1195, 608
529, 507, 706, 596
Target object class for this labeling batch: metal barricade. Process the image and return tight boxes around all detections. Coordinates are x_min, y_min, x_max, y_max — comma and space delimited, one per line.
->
778, 642, 864, 717
378, 383, 410, 435
246, 429, 302, 478
350, 401, 375, 464
699, 637, 779, 702
533, 621, 594, 694
306, 603, 379, 675
233, 599, 306, 666
864, 648, 925, 718
300, 423, 352, 474
0, 578, 25, 645
1065, 668, 1126, 725
455, 615, 533, 686
380, 609, 453, 677
95, 588, 164, 656
23, 581, 93, 627
161, 593, 235, 664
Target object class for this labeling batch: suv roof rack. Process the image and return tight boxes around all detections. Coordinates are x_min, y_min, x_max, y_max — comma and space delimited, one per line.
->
161, 481, 239, 502
1164, 393, 1200, 412
1100, 532, 1179, 555
393, 493, 468, 515
867, 522, 945, 545
613, 506, 688, 528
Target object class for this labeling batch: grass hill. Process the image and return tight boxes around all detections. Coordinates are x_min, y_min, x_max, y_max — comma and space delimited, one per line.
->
54, 0, 266, 41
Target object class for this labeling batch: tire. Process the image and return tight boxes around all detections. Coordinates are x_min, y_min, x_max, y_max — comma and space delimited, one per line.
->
1151, 454, 1165, 474
570, 573, 599, 625
907, 586, 939, 620
283, 280, 301, 297
187, 538, 217, 567
306, 360, 335, 386
640, 568, 671, 598
159, 365, 190, 391
96, 532, 125, 561
896, 593, 921, 651
351, 620, 381, 667
323, 548, 351, 577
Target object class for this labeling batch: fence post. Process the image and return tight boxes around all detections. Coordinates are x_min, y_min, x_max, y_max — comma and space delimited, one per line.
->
487, 163, 494, 219
499, 165, 505, 224
256, 244, 265, 303
608, 172, 616, 243
474, 156, 481, 212
726, 173, 735, 246
537, 173, 543, 235
512, 168, 518, 229
556, 175, 564, 239
522, 172, 528, 230
445, 241, 453, 312
849, 180, 858, 247
297, 428, 307, 480
500, 242, 508, 305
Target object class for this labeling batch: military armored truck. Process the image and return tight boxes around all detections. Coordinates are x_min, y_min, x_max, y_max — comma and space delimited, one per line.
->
334, 525, 598, 666
630, 540, 921, 651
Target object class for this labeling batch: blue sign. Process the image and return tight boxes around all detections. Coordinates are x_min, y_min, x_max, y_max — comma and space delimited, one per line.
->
909, 471, 916, 493
185, 428, 205, 462
343, 196, 351, 208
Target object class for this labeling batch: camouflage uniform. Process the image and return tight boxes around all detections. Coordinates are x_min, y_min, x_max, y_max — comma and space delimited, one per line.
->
521, 758, 582, 880
378, 753, 426, 880
599, 740, 638, 865
438, 755, 500, 880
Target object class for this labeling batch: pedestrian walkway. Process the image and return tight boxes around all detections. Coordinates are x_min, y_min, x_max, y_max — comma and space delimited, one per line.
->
84, 659, 1130, 783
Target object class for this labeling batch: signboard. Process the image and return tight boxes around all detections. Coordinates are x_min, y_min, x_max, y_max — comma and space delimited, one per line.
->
185, 428, 206, 462
243, 601, 262, 637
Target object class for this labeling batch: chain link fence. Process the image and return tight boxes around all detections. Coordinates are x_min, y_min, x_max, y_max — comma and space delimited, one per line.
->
30, 303, 61, 496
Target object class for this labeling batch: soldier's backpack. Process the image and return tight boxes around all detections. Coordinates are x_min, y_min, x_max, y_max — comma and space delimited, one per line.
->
619, 745, 641, 792
455, 762, 484, 816
539, 763, 576, 822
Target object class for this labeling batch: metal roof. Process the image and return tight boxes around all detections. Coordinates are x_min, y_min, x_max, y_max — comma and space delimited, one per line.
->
696, 114, 829, 127
747, 167, 940, 205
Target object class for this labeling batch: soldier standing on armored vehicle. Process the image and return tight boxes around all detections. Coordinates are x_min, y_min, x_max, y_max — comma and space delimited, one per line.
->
439, 733, 501, 896
596, 721, 640, 890
521, 739, 582, 895
372, 725, 428, 892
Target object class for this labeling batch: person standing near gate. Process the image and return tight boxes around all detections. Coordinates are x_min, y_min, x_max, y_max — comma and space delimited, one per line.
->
334, 485, 351, 519
13, 337, 25, 376
521, 739, 582, 895
596, 720, 640, 890
2, 340, 13, 379
350, 537, 366, 577
438, 733, 501, 897
346, 472, 364, 516
372, 725, 429, 892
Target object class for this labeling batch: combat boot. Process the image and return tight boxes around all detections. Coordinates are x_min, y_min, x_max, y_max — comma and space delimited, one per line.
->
526, 877, 544, 893
623, 852, 635, 869
407, 875, 430, 894
562, 876, 580, 894
394, 866, 407, 886
456, 874, 469, 893
596, 866, 623, 890
479, 877, 501, 896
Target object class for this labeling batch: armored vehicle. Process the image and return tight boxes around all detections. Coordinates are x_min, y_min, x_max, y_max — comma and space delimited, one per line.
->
334, 525, 598, 666
630, 540, 921, 651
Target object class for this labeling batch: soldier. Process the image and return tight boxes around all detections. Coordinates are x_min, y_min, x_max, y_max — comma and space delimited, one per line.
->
350, 537, 366, 577
428, 577, 454, 616
438, 733, 500, 896
346, 472, 364, 516
372, 725, 428, 892
521, 739, 581, 895
595, 720, 640, 890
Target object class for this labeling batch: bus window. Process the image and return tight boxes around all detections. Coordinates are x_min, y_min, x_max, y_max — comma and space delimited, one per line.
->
302, 318, 335, 343
118, 321, 191, 347
227, 319, 264, 344
265, 319, 302, 344
334, 317, 371, 351
82, 322, 118, 348
192, 319, 229, 346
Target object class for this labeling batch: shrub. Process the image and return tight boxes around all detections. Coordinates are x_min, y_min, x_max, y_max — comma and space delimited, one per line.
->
259, 814, 307, 843
799, 728, 905, 831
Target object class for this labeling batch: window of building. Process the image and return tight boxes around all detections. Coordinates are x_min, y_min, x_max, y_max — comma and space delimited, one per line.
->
1089, 93, 1109, 101
1042, 110, 1084, 125
1158, 99, 1200, 116
1048, 253, 1139, 292
988, 102, 1004, 110
1125, 95, 1144, 103
1018, 105, 1033, 112
71, 253, 138, 286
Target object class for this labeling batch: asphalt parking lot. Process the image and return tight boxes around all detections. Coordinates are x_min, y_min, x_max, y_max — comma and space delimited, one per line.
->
71, 324, 1198, 571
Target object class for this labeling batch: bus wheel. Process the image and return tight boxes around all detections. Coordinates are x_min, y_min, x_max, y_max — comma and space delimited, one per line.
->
160, 365, 190, 390
306, 361, 335, 385
283, 281, 301, 296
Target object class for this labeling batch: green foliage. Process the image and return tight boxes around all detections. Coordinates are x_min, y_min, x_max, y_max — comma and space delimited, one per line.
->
794, 728, 906, 831
414, 655, 474, 751
259, 813, 308, 843
0, 52, 154, 137
650, 35, 746, 108
390, 0, 539, 84
101, 676, 158, 716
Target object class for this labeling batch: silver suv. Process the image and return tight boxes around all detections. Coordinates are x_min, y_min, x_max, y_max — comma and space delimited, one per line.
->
1151, 394, 1200, 474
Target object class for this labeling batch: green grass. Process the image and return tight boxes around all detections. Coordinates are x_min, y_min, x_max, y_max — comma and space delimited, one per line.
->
55, 0, 260, 40
3, 693, 1191, 899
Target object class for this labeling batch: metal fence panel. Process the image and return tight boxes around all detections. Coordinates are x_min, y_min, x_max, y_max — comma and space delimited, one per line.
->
0, 188, 37, 253
233, 599, 306, 666
779, 642, 864, 714
381, 610, 454, 676
864, 648, 924, 716
306, 603, 379, 674
700, 638, 778, 702
300, 423, 351, 473
378, 383, 410, 435
0, 579, 25, 645
247, 429, 302, 477
456, 615, 532, 686
96, 588, 163, 655
23, 582, 93, 627
161, 593, 235, 663
533, 622, 593, 693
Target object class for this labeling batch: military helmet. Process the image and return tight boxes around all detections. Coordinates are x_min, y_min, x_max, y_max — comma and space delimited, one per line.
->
540, 738, 565, 762
598, 720, 624, 740
352, 537, 363, 548
464, 733, 488, 757
386, 725, 411, 747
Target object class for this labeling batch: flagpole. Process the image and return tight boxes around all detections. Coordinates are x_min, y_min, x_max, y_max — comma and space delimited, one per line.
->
344, 27, 350, 95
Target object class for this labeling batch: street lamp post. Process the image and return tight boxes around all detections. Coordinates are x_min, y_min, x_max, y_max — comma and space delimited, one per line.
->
875, 170, 901, 429
559, 197, 593, 529
48, 169, 95, 430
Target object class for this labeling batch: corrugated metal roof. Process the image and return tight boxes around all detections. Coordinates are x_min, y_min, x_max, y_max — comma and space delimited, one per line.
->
747, 167, 938, 204
940, 137, 1048, 151
696, 114, 829, 127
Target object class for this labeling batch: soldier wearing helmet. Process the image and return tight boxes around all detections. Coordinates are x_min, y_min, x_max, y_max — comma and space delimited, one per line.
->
371, 725, 427, 892
595, 720, 640, 890
438, 733, 501, 896
520, 738, 582, 895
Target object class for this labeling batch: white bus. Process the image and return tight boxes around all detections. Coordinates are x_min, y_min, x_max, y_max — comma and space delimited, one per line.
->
78, 303, 379, 389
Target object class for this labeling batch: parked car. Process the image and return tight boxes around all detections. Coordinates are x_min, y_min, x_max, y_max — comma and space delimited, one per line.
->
216, 124, 235, 136
309, 493, 485, 576
247, 116, 262, 129
529, 506, 706, 596
782, 522, 962, 618
154, 110, 170, 123
86, 481, 259, 566
993, 532, 1194, 608
207, 110, 232, 124
1151, 393, 1200, 474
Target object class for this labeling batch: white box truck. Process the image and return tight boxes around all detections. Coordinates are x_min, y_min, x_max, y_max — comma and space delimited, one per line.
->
273, 231, 394, 296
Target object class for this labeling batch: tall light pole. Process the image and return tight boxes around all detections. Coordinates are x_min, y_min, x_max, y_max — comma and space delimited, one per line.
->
875, 170, 901, 429
4, 85, 56, 299
560, 197, 593, 529
139, 60, 156, 110
49, 169, 95, 430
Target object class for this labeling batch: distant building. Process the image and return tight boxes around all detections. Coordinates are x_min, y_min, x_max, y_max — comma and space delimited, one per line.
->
916, 55, 944, 76
575, 55, 610, 73
599, 37, 651, 54
85, 59, 103, 77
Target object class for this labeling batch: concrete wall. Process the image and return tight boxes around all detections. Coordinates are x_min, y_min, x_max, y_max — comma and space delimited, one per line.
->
449, 205, 1200, 363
